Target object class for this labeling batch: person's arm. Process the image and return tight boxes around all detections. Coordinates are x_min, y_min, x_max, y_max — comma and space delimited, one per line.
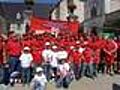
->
103, 48, 111, 55
19, 54, 23, 61
111, 40, 118, 53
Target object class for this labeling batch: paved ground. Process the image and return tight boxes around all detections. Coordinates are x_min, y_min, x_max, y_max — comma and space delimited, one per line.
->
0, 74, 120, 90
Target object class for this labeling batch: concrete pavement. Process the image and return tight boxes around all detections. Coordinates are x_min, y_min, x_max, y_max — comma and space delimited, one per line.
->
1, 74, 120, 90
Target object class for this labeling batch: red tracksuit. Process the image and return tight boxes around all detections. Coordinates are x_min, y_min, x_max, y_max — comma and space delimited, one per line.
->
6, 39, 21, 56
72, 50, 82, 65
32, 49, 43, 65
83, 47, 93, 64
104, 40, 118, 65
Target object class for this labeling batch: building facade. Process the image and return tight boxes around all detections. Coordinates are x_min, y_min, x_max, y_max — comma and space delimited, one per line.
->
51, 0, 85, 23
51, 0, 120, 35
104, 0, 120, 25
105, 0, 120, 14
83, 0, 105, 34
104, 0, 120, 36
51, 0, 105, 34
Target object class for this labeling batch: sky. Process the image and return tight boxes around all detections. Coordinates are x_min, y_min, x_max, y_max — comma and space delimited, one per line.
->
0, 0, 60, 4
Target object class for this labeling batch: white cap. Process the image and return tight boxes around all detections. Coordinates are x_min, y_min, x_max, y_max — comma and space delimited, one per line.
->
45, 42, 50, 46
23, 47, 30, 50
36, 67, 43, 72
51, 32, 55, 35
84, 41, 88, 45
76, 41, 80, 44
70, 46, 74, 50
52, 45, 57, 49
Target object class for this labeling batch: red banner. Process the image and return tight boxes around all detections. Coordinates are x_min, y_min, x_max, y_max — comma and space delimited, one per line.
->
30, 17, 79, 33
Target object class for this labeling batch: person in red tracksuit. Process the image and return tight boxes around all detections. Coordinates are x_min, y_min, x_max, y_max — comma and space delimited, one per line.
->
96, 37, 106, 74
71, 48, 83, 80
90, 38, 101, 77
32, 48, 43, 66
31, 36, 43, 66
81, 46, 94, 78
104, 38, 118, 75
6, 36, 21, 73
22, 35, 31, 48
93, 48, 100, 77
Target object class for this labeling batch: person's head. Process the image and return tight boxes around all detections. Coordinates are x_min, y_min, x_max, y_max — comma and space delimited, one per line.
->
45, 42, 51, 49
52, 45, 58, 52
60, 46, 65, 51
23, 47, 30, 53
73, 48, 78, 52
8, 31, 15, 38
36, 67, 43, 76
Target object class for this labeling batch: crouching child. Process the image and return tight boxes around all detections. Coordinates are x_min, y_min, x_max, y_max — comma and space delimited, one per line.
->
31, 67, 47, 90
56, 60, 73, 89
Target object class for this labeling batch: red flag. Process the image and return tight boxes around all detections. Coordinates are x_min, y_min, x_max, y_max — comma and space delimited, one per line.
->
30, 16, 79, 33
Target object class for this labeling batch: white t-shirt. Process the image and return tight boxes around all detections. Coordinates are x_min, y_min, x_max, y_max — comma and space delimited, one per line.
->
42, 49, 53, 62
50, 51, 58, 67
58, 63, 70, 76
32, 74, 47, 87
57, 50, 68, 60
19, 53, 33, 68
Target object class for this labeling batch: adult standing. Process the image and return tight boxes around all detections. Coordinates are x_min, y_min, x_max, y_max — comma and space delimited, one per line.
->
104, 38, 118, 75
81, 46, 94, 79
6, 35, 21, 73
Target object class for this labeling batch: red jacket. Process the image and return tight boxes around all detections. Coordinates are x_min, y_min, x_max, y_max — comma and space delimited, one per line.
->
104, 40, 117, 54
31, 38, 40, 49
83, 48, 93, 64
104, 40, 118, 64
22, 40, 31, 47
100, 39, 106, 49
32, 49, 42, 65
7, 40, 21, 56
93, 49, 100, 64
72, 50, 82, 64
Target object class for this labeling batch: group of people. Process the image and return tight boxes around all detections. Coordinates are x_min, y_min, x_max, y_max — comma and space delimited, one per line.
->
0, 30, 120, 90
